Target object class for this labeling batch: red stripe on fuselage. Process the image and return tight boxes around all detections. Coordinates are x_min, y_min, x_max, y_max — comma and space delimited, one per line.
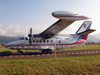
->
72, 35, 88, 45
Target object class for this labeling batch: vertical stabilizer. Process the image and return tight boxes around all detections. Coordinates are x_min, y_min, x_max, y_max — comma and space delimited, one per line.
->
76, 21, 92, 34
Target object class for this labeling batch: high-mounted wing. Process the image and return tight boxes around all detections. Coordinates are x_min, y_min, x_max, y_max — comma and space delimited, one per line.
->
40, 20, 74, 39
39, 11, 89, 39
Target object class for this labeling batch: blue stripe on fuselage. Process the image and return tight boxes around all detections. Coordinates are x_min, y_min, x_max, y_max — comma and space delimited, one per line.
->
73, 35, 85, 43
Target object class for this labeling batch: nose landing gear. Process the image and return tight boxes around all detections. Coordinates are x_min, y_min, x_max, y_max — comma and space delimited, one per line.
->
17, 49, 23, 55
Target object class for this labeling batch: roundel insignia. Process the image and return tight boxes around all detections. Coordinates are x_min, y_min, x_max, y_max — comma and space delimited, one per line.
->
83, 24, 86, 28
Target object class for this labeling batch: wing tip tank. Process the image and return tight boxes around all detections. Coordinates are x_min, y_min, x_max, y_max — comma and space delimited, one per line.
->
52, 11, 90, 20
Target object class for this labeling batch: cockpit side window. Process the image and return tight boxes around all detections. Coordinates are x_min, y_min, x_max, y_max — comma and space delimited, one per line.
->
18, 37, 24, 40
25, 37, 28, 40
21, 38, 24, 40
18, 37, 21, 40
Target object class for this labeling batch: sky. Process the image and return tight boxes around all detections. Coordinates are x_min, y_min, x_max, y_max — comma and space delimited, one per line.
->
0, 0, 100, 40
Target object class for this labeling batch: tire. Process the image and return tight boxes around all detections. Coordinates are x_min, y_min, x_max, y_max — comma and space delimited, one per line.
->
42, 50, 45, 54
19, 51, 23, 55
46, 49, 52, 54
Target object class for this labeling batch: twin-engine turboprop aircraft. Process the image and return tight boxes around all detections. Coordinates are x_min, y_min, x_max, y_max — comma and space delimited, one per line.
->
4, 11, 96, 54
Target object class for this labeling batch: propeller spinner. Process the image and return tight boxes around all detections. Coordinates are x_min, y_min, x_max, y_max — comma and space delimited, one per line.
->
28, 28, 32, 45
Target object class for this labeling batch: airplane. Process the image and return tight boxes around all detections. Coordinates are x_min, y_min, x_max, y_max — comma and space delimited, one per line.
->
4, 11, 96, 54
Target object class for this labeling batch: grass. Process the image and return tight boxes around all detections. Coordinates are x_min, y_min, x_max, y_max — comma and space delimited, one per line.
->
58, 45, 100, 51
0, 44, 100, 75
0, 56, 100, 75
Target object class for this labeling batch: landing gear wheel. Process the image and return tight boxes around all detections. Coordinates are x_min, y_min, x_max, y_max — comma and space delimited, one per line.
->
19, 51, 23, 55
46, 49, 52, 54
42, 50, 46, 54
17, 49, 23, 55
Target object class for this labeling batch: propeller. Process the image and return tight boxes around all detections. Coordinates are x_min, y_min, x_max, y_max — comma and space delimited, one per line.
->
28, 28, 32, 45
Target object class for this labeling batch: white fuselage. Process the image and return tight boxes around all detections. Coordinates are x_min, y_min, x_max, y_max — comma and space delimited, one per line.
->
4, 34, 86, 50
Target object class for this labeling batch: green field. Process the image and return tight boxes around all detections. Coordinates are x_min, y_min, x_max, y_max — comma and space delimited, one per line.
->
0, 44, 100, 75
0, 56, 100, 75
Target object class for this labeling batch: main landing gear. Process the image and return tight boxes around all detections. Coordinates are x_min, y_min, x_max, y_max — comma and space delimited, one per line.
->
17, 49, 23, 55
17, 49, 52, 55
42, 49, 52, 54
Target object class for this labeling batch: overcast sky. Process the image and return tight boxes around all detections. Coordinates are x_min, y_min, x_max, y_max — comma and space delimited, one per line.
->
0, 0, 100, 40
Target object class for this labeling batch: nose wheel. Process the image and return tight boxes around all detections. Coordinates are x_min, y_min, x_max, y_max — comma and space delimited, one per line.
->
17, 49, 23, 55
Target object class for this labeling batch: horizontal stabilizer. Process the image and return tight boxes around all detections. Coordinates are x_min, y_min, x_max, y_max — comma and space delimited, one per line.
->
77, 29, 96, 35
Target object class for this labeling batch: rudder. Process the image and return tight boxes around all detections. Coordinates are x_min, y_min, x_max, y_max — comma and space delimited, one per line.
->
76, 21, 92, 34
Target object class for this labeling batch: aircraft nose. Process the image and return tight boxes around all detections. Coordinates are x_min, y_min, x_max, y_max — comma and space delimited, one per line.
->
4, 43, 11, 48
4, 41, 18, 48
4, 44, 8, 47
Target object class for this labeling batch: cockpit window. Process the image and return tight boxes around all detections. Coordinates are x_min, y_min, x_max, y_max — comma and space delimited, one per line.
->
18, 37, 21, 40
25, 37, 28, 40
18, 36, 29, 40
21, 38, 24, 40
18, 37, 24, 40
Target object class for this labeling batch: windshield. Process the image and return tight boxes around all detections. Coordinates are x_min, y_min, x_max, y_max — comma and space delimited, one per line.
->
18, 37, 24, 40
18, 37, 29, 40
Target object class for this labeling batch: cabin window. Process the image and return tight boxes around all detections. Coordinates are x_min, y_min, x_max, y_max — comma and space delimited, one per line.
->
51, 40, 53, 43
47, 40, 49, 43
57, 38, 63, 43
59, 40, 61, 43
39, 40, 42, 43
36, 41, 38, 43
33, 40, 35, 43
43, 40, 45, 43
25, 37, 28, 40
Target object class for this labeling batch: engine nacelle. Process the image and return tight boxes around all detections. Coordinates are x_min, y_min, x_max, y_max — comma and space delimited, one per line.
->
52, 11, 90, 20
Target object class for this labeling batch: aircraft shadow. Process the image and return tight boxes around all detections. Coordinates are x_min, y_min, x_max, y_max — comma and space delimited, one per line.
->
0, 51, 43, 56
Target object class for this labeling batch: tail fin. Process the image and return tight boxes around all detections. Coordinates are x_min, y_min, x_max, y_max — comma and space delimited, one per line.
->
71, 21, 95, 46
76, 21, 95, 35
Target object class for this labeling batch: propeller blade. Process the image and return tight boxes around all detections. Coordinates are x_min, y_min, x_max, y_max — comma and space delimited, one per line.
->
28, 28, 32, 45
30, 28, 32, 34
